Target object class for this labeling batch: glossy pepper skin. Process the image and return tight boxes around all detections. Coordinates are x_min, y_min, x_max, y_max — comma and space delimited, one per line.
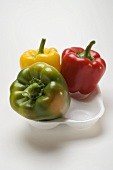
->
61, 41, 106, 94
20, 38, 61, 71
10, 62, 70, 121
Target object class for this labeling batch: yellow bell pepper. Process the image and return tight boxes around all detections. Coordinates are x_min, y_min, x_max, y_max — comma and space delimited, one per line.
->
20, 38, 61, 71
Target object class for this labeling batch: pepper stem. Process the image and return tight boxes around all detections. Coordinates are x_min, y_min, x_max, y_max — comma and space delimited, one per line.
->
76, 40, 96, 61
84, 40, 95, 59
38, 38, 46, 54
22, 80, 45, 101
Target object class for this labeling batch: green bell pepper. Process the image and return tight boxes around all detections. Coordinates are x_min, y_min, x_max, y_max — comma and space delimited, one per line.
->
10, 62, 70, 121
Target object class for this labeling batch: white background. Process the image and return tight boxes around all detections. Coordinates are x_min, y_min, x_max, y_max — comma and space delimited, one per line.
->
0, 0, 113, 170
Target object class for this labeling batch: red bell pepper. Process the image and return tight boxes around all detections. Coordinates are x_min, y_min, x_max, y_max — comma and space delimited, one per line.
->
61, 40, 106, 94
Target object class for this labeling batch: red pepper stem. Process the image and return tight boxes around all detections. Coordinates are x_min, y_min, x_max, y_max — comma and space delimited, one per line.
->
84, 40, 95, 58
38, 38, 46, 54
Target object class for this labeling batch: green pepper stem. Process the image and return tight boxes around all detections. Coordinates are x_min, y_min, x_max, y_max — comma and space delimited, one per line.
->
84, 40, 95, 58
38, 38, 46, 54
22, 80, 45, 100
22, 83, 40, 99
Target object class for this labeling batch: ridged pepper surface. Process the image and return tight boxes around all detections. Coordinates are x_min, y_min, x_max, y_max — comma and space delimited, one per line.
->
61, 41, 106, 94
20, 38, 60, 71
10, 62, 70, 120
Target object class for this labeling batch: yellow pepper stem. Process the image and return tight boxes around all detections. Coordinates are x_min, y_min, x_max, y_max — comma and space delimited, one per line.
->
38, 38, 46, 54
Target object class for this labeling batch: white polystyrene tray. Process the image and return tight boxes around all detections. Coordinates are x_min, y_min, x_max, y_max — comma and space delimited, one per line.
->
26, 86, 105, 130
